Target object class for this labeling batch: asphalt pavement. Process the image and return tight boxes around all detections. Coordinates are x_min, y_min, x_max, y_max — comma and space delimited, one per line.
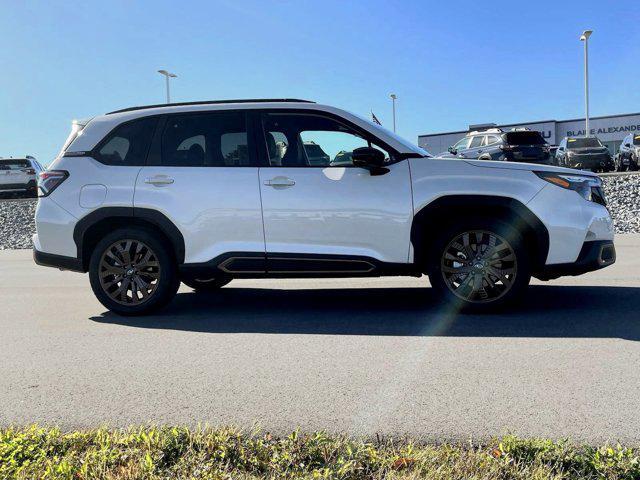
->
1, 236, 639, 443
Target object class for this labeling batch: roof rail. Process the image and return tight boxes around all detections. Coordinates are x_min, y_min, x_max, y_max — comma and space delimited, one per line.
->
107, 99, 315, 115
468, 127, 503, 135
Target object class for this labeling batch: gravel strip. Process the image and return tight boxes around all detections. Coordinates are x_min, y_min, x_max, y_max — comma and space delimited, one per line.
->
602, 175, 640, 234
0, 175, 638, 250
0, 199, 37, 250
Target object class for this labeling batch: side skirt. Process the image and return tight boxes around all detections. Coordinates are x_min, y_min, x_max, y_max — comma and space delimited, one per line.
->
179, 252, 421, 279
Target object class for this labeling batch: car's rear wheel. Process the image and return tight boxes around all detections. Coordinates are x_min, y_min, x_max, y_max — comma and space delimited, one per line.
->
181, 275, 231, 292
616, 157, 627, 172
428, 220, 531, 312
89, 228, 179, 316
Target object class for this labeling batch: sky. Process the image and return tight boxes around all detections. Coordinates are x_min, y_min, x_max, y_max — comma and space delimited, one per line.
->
1, 0, 639, 163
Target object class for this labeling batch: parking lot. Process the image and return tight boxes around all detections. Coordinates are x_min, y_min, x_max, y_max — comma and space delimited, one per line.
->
1, 235, 639, 443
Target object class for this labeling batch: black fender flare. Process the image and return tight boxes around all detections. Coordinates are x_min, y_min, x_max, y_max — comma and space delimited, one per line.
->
73, 207, 185, 266
410, 195, 549, 272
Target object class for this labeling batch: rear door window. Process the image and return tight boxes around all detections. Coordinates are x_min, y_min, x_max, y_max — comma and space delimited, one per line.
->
96, 117, 158, 166
486, 135, 501, 145
161, 112, 251, 167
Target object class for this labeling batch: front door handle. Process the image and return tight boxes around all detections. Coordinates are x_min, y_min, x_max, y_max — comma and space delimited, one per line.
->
264, 177, 295, 188
144, 175, 174, 186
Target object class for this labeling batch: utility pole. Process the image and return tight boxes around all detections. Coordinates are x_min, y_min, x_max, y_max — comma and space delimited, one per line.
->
157, 69, 178, 103
389, 94, 397, 133
579, 30, 592, 136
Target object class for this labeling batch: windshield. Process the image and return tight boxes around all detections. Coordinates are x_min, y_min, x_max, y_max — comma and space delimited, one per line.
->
0, 159, 29, 170
504, 131, 546, 146
567, 137, 603, 148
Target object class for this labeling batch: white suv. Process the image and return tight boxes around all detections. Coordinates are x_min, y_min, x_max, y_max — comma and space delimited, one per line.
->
33, 99, 615, 315
0, 156, 44, 197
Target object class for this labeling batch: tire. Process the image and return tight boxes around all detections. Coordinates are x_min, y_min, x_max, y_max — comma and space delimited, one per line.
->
428, 219, 531, 312
631, 155, 639, 171
181, 275, 231, 292
616, 158, 627, 172
89, 228, 179, 316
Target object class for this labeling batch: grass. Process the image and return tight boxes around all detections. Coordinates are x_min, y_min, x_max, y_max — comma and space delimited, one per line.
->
0, 426, 639, 479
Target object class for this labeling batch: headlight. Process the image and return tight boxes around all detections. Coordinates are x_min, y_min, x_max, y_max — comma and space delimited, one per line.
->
534, 171, 604, 203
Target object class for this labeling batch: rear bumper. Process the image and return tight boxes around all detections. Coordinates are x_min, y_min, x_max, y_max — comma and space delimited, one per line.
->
0, 180, 36, 192
33, 247, 84, 272
535, 240, 615, 280
504, 151, 550, 163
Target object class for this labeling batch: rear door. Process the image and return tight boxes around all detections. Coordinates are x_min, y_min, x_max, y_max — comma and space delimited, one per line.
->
134, 110, 265, 265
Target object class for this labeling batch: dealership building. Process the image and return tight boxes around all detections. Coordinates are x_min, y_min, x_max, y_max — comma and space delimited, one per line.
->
418, 112, 640, 156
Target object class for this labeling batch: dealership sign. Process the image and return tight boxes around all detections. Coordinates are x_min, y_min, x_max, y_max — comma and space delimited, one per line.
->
566, 124, 640, 137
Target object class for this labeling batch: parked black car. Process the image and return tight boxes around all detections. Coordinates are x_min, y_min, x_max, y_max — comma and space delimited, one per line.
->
556, 136, 614, 172
616, 133, 640, 171
442, 128, 551, 164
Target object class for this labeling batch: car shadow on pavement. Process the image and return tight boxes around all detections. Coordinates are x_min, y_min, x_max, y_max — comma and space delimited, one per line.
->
91, 285, 640, 340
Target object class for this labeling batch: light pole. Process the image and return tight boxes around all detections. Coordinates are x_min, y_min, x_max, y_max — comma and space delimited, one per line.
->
579, 30, 592, 136
390, 94, 397, 133
157, 69, 177, 103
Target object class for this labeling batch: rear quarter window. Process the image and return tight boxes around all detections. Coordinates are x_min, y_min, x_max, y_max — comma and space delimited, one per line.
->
94, 117, 158, 166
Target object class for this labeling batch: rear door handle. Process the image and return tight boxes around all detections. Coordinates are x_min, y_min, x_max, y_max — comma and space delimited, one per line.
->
263, 177, 295, 188
144, 175, 174, 186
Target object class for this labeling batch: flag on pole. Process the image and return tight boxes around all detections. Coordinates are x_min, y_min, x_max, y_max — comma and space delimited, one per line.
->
371, 111, 382, 125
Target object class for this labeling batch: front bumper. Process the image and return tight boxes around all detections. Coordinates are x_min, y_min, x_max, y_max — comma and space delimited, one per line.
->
567, 154, 612, 169
535, 240, 615, 280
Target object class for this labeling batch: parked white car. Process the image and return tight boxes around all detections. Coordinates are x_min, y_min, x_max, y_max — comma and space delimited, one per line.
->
33, 99, 615, 315
0, 156, 43, 197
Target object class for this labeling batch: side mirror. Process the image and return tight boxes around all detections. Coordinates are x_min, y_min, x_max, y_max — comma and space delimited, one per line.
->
448, 146, 457, 154
352, 147, 388, 175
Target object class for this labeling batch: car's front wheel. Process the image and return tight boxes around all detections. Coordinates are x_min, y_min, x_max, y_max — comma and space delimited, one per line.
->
428, 220, 531, 312
89, 228, 179, 316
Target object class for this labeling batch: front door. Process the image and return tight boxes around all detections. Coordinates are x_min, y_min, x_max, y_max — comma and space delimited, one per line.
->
134, 111, 265, 265
257, 111, 413, 271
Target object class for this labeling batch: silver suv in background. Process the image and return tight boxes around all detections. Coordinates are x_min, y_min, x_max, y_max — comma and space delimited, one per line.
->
443, 128, 551, 164
0, 156, 44, 197
616, 133, 640, 171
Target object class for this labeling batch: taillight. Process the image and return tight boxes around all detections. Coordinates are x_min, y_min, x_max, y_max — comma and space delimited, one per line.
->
38, 170, 68, 197
22, 168, 36, 175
